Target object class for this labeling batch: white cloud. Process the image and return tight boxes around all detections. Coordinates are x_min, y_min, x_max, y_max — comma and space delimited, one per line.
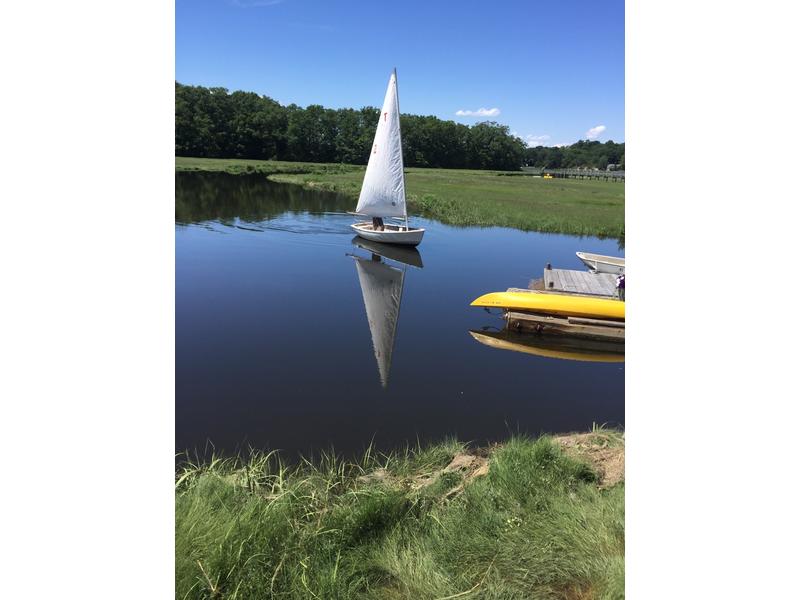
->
455, 107, 501, 117
524, 134, 551, 147
585, 125, 607, 139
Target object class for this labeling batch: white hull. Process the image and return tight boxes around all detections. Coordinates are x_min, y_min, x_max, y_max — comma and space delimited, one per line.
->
351, 222, 425, 246
576, 251, 625, 274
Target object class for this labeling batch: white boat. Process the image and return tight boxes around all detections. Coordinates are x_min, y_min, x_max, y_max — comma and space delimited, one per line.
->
352, 254, 406, 388
576, 251, 625, 274
351, 69, 424, 247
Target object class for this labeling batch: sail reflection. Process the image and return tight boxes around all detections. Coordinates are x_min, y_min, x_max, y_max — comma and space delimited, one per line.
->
351, 239, 423, 388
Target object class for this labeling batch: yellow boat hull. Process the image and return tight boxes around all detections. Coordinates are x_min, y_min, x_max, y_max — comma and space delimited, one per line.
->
469, 330, 624, 363
470, 291, 624, 320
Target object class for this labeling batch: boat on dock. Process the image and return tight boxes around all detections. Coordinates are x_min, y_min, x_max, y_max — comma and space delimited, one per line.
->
351, 69, 424, 247
470, 264, 625, 342
470, 290, 624, 320
576, 252, 625, 274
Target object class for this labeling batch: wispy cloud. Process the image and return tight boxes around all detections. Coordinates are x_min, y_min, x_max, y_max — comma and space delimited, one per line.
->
523, 134, 551, 147
585, 125, 606, 139
455, 107, 501, 117
230, 0, 284, 7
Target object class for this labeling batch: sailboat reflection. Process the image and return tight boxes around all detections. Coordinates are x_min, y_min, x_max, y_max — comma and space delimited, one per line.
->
469, 329, 624, 363
350, 237, 423, 388
352, 236, 424, 268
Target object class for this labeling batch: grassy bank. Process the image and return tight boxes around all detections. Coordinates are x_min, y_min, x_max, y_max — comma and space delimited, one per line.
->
176, 157, 625, 238
176, 431, 624, 599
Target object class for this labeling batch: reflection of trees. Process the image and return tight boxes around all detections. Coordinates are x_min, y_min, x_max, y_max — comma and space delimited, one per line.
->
175, 172, 354, 224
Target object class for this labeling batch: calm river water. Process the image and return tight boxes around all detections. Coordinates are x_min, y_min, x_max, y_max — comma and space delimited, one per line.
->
176, 172, 624, 459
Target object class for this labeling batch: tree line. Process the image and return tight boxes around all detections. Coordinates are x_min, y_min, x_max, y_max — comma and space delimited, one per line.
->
176, 82, 623, 171
523, 140, 624, 170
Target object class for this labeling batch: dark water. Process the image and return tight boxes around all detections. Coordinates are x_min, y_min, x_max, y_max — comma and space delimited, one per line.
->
176, 172, 624, 459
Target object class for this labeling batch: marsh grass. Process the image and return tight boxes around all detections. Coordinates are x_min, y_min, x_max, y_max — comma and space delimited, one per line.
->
176, 435, 624, 599
176, 157, 624, 238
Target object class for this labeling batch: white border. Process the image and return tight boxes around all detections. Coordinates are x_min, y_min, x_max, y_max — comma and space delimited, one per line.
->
628, 1, 800, 597
3, 0, 800, 597
2, 1, 174, 596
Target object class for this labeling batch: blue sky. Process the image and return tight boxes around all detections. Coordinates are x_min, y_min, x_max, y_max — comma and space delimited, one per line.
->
176, 0, 624, 146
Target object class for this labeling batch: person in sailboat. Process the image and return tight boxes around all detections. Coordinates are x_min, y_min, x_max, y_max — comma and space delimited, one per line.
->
372, 216, 385, 231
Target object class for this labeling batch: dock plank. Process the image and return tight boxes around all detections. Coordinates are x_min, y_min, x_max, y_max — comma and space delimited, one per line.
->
540, 268, 617, 298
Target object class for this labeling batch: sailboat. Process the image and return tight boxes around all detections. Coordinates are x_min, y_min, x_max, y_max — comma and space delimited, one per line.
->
351, 69, 425, 246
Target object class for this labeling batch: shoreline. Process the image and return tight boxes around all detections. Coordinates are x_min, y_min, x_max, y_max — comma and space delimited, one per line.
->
176, 429, 624, 599
176, 156, 625, 239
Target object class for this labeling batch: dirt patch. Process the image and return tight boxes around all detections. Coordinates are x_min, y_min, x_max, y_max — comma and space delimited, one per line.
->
356, 433, 623, 494
554, 432, 625, 488
438, 453, 491, 499
356, 452, 491, 496
443, 453, 490, 480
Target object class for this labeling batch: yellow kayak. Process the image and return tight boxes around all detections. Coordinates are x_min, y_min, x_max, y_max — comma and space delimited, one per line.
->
470, 291, 624, 320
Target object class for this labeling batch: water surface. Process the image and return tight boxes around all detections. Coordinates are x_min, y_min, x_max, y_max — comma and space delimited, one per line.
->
176, 172, 624, 459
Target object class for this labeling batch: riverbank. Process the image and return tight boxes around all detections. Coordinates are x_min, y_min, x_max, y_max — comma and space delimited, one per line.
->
176, 430, 624, 599
176, 157, 625, 238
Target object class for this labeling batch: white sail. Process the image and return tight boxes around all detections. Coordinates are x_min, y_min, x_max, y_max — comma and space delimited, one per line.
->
355, 70, 407, 218
354, 256, 405, 388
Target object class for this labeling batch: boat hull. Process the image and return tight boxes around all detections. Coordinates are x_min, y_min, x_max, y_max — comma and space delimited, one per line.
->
470, 291, 624, 320
576, 252, 625, 274
351, 222, 425, 246
469, 330, 624, 363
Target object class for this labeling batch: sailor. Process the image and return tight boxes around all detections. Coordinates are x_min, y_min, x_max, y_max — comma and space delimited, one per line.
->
615, 273, 625, 301
372, 217, 385, 231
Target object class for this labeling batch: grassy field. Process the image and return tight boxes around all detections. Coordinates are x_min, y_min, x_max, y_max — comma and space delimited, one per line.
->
176, 157, 625, 238
176, 430, 624, 599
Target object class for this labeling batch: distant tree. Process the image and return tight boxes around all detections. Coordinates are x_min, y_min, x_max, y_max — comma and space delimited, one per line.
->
467, 122, 526, 170
522, 139, 624, 170
175, 81, 621, 171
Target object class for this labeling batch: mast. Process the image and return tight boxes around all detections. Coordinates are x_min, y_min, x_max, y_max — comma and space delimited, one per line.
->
394, 67, 409, 231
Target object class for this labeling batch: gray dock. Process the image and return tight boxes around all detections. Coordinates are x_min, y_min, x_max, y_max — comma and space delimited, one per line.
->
498, 266, 625, 342
534, 267, 617, 298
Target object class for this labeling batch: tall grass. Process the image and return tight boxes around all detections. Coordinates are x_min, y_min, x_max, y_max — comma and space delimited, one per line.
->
176, 435, 624, 599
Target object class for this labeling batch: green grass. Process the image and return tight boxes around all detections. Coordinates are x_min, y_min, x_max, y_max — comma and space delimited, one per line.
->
176, 157, 625, 238
176, 434, 624, 599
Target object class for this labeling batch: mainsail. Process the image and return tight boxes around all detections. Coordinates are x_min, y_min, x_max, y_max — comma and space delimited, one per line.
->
354, 256, 405, 388
355, 70, 407, 218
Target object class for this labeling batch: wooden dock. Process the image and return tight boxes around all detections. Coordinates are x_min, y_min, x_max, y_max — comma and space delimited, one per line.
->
533, 267, 617, 298
547, 169, 625, 182
506, 310, 624, 342
502, 266, 624, 342
520, 167, 625, 181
